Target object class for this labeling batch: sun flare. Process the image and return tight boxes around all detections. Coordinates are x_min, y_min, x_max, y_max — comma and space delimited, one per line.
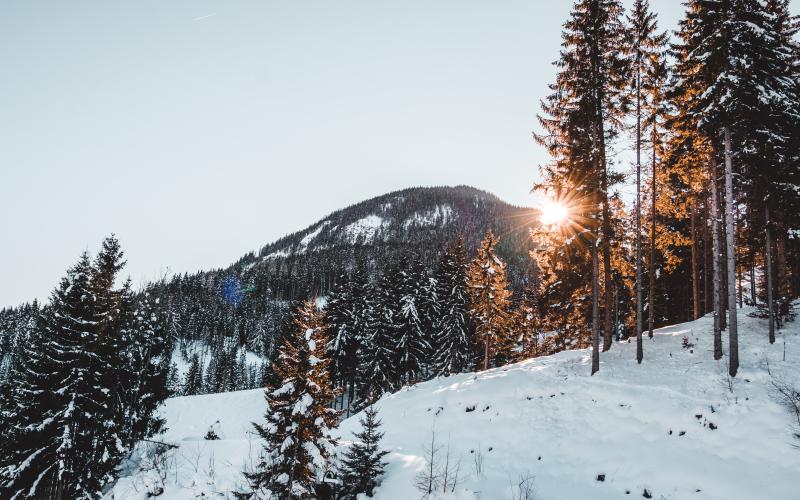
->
540, 201, 569, 225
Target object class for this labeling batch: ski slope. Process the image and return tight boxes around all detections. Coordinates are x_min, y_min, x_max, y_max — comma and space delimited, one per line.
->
107, 306, 800, 499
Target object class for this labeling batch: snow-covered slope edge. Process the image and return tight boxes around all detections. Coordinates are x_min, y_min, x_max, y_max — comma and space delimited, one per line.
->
107, 307, 800, 500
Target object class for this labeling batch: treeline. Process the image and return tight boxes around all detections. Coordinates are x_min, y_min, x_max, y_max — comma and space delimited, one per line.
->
326, 232, 549, 414
534, 0, 799, 375
0, 237, 168, 499
237, 231, 543, 499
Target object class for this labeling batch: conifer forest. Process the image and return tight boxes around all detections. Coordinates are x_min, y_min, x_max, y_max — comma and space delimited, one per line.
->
1, 1, 799, 499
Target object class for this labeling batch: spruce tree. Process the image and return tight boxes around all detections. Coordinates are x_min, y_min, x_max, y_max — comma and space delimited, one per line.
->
326, 268, 370, 410
467, 230, 513, 371
536, 0, 630, 373
625, 0, 669, 363
242, 299, 339, 499
672, 0, 795, 375
355, 272, 400, 409
0, 253, 106, 499
118, 285, 169, 450
184, 353, 204, 396
393, 257, 432, 384
432, 237, 473, 376
338, 406, 389, 499
511, 281, 540, 361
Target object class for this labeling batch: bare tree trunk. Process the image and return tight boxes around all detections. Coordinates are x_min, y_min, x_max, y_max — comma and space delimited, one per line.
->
484, 329, 490, 372
601, 173, 613, 351
636, 75, 643, 363
592, 237, 601, 375
711, 161, 723, 360
719, 215, 728, 331
648, 126, 657, 338
775, 210, 788, 318
723, 127, 738, 377
766, 205, 775, 344
749, 240, 757, 305
691, 200, 700, 320
738, 269, 743, 308
704, 218, 711, 314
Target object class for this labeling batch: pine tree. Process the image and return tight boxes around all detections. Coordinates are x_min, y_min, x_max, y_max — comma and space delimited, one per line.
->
0, 253, 105, 499
393, 257, 432, 384
326, 268, 370, 411
235, 348, 248, 391
338, 406, 389, 499
355, 272, 401, 409
536, 0, 631, 374
184, 353, 203, 396
166, 361, 181, 396
625, 0, 669, 363
119, 286, 169, 450
672, 0, 795, 375
432, 237, 473, 376
511, 281, 540, 361
467, 230, 513, 371
242, 299, 340, 499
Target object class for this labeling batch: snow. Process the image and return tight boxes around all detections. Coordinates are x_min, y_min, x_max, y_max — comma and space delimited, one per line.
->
343, 215, 386, 243
107, 305, 800, 499
403, 204, 454, 230
298, 222, 330, 252
262, 248, 291, 260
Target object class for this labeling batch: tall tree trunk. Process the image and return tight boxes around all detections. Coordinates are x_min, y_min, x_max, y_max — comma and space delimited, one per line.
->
484, 333, 490, 372
636, 74, 643, 364
648, 125, 657, 338
766, 205, 775, 344
749, 241, 757, 305
691, 200, 700, 320
775, 210, 788, 318
704, 217, 711, 314
719, 212, 728, 331
711, 161, 723, 360
592, 237, 601, 375
601, 147, 614, 351
723, 127, 738, 377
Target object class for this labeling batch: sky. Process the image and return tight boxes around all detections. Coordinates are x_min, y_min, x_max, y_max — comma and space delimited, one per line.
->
0, 0, 782, 306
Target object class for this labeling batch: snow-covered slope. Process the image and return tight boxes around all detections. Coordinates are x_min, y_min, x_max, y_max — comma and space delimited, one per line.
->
107, 307, 800, 500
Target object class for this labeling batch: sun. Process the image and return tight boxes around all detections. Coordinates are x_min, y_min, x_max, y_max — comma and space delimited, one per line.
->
540, 200, 569, 226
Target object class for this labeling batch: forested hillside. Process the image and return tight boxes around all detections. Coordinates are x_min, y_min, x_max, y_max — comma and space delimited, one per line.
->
0, 186, 537, 400
1, 1, 799, 499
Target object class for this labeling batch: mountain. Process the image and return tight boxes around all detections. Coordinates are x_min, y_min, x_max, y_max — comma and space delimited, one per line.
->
105, 304, 800, 500
143, 186, 538, 360
231, 185, 538, 297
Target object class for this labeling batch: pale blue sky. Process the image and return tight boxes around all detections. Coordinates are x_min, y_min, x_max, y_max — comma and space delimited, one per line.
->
0, 1, 783, 305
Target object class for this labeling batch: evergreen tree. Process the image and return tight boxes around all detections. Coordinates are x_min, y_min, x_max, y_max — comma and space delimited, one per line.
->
326, 268, 370, 410
625, 0, 669, 363
166, 361, 181, 396
672, 0, 796, 375
235, 348, 248, 391
118, 286, 169, 450
536, 0, 631, 373
393, 257, 432, 384
467, 231, 514, 371
511, 280, 540, 361
242, 299, 339, 499
184, 353, 204, 396
432, 237, 473, 376
338, 406, 389, 499
0, 253, 107, 499
355, 273, 400, 409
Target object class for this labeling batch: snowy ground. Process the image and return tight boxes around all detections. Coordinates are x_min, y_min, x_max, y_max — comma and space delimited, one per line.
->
107, 306, 800, 499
